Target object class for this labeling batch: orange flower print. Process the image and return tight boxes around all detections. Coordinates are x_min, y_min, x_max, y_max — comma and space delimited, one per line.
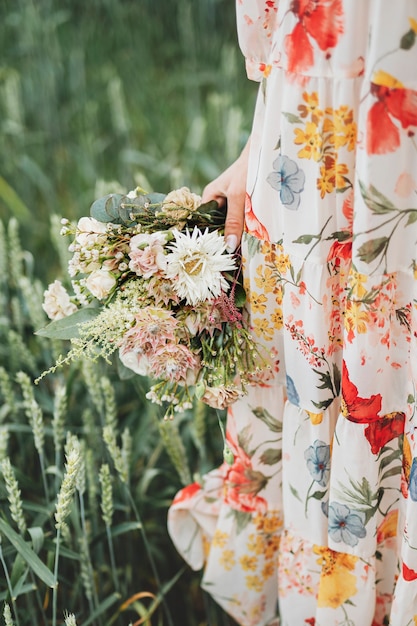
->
244, 193, 270, 240
285, 0, 344, 75
341, 360, 382, 424
402, 562, 417, 582
367, 70, 417, 155
364, 412, 405, 455
172, 482, 201, 505
223, 443, 268, 514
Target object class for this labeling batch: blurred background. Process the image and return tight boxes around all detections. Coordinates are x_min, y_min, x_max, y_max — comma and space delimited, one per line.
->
1, 0, 255, 281
0, 1, 256, 625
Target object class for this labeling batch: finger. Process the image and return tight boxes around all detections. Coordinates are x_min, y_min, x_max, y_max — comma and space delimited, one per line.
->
224, 188, 245, 252
201, 181, 227, 205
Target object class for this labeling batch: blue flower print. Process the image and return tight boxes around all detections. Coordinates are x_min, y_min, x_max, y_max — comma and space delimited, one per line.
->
409, 457, 417, 501
328, 502, 366, 547
286, 374, 300, 406
304, 440, 331, 488
266, 154, 305, 210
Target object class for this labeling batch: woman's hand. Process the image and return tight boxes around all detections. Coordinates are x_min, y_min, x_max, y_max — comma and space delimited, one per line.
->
201, 137, 251, 252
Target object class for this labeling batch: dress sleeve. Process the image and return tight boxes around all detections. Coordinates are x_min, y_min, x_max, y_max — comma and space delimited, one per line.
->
236, 0, 279, 82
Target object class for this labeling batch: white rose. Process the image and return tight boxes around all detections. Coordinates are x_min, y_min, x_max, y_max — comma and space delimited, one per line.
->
85, 269, 116, 300
42, 280, 77, 320
119, 348, 150, 376
76, 217, 108, 248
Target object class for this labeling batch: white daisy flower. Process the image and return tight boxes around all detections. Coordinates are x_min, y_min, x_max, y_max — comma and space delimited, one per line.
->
164, 228, 237, 305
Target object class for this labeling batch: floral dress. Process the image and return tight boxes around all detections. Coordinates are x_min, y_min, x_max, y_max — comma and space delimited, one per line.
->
168, 2, 417, 624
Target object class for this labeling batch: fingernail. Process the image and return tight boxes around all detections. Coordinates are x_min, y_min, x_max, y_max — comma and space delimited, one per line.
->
225, 235, 237, 253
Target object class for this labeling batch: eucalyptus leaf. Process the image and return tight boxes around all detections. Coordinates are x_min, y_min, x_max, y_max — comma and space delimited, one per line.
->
90, 193, 126, 224
35, 307, 100, 340
0, 518, 55, 588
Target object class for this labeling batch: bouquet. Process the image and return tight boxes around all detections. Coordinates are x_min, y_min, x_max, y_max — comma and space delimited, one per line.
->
37, 186, 267, 418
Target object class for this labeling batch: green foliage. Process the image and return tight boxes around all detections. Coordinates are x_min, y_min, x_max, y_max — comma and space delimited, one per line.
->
0, 0, 250, 623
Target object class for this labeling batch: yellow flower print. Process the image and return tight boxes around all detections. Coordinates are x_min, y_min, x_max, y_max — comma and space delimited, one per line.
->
413, 616, 417, 626
212, 529, 229, 549
275, 284, 283, 305
245, 575, 264, 593
253, 318, 274, 341
275, 252, 291, 274
239, 555, 258, 571
348, 270, 368, 299
306, 410, 324, 425
314, 546, 358, 609
251, 292, 268, 314
337, 121, 357, 151
317, 164, 336, 197
410, 17, 417, 34
255, 266, 277, 294
247, 533, 265, 555
294, 121, 323, 161
264, 535, 280, 560
317, 156, 350, 197
298, 91, 324, 124
262, 561, 275, 580
271, 308, 284, 330
344, 301, 369, 336
262, 513, 283, 535
219, 549, 236, 571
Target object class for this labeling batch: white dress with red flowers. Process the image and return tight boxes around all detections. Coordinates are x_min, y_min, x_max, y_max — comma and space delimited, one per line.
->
168, 2, 417, 624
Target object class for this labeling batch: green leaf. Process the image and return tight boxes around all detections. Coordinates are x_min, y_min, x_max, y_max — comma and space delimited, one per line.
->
292, 234, 315, 245
310, 490, 326, 500
233, 510, 252, 534
251, 406, 282, 433
246, 234, 261, 259
90, 193, 127, 224
0, 518, 55, 588
259, 448, 281, 465
282, 112, 303, 124
35, 307, 100, 340
27, 526, 44, 553
357, 237, 388, 264
0, 176, 30, 220
237, 424, 253, 455
234, 284, 247, 308
400, 29, 416, 50
359, 181, 395, 214
328, 230, 351, 242
332, 363, 341, 396
81, 592, 121, 626
289, 484, 302, 502
406, 210, 417, 225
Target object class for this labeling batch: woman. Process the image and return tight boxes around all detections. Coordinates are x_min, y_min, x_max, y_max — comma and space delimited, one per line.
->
169, 2, 417, 624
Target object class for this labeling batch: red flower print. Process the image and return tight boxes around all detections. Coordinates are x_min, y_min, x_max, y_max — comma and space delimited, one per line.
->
364, 412, 405, 455
341, 360, 382, 424
367, 71, 417, 155
223, 443, 268, 514
172, 482, 201, 505
305, 619, 316, 625
285, 0, 344, 74
327, 190, 353, 264
244, 193, 270, 240
402, 562, 417, 581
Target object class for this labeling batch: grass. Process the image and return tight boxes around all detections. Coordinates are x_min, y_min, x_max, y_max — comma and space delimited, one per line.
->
0, 0, 256, 624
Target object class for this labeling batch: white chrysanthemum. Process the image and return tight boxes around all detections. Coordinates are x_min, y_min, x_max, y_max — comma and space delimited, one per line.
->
164, 228, 236, 305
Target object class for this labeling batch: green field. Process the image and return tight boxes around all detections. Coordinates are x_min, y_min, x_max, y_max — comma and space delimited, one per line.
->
0, 1, 255, 624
